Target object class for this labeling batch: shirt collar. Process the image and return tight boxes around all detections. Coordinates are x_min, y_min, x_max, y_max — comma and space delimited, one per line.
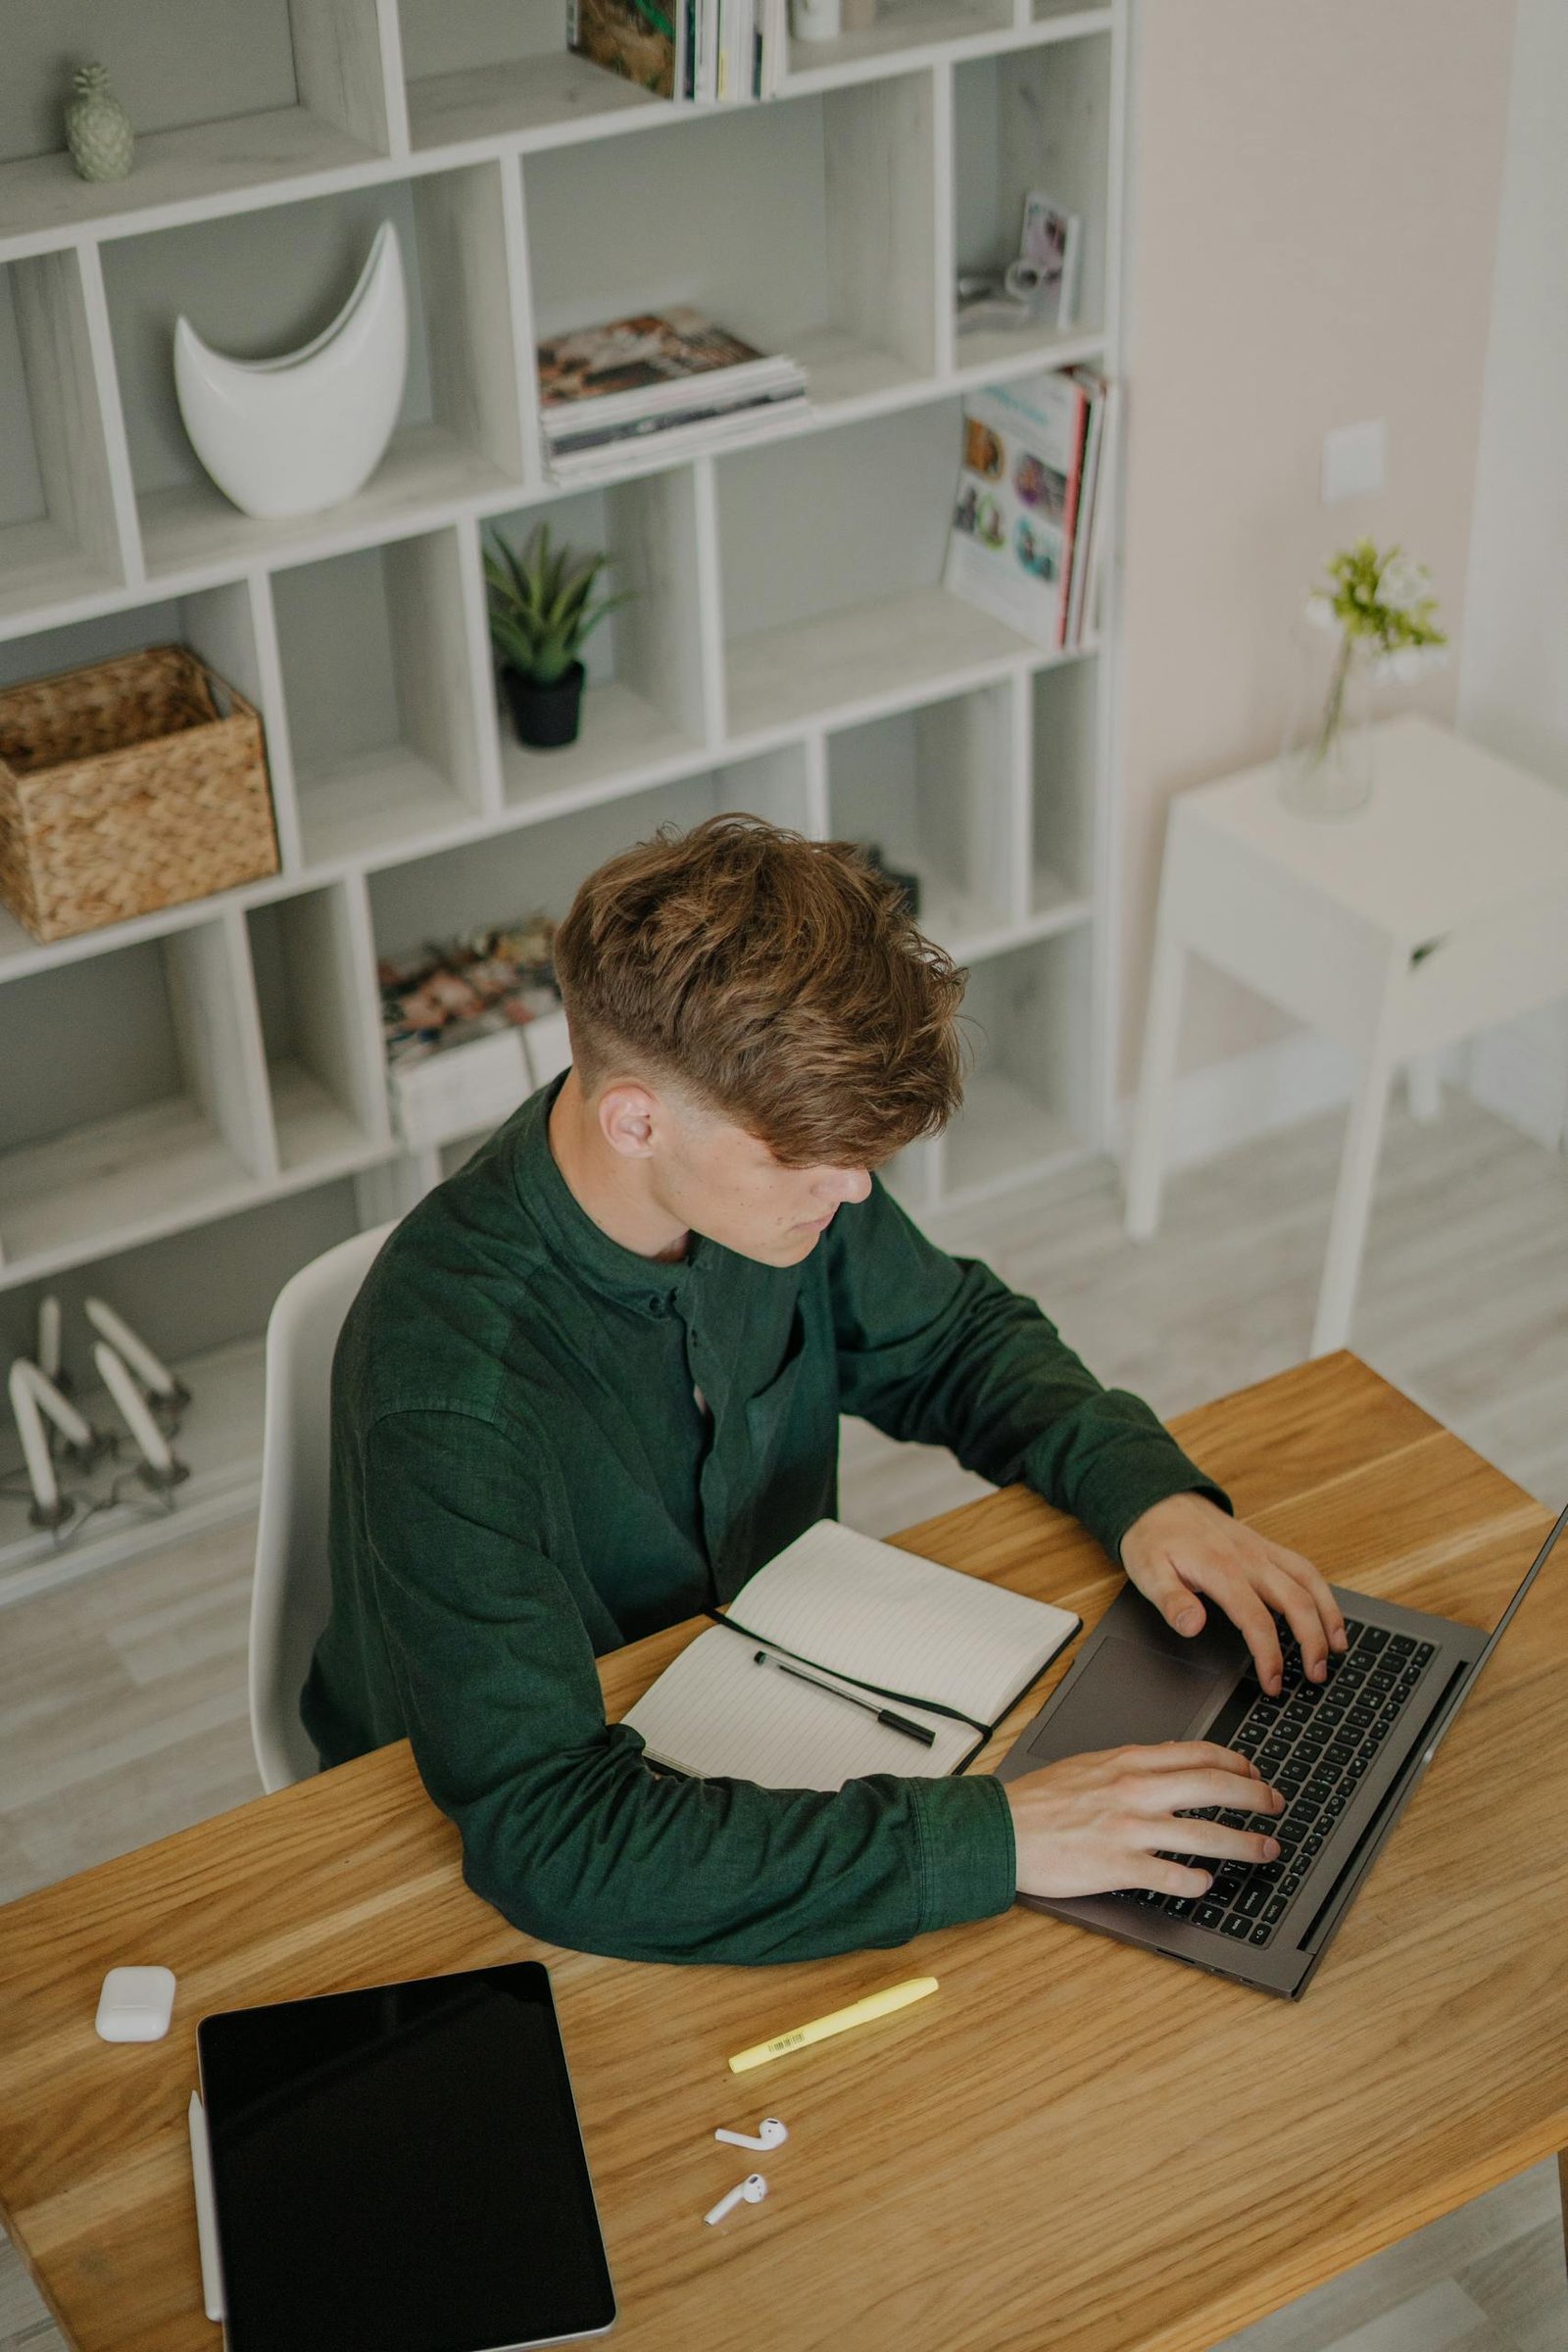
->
509, 1074, 706, 1315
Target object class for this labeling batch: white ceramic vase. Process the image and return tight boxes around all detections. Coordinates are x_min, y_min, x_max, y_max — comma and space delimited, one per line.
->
173, 220, 409, 520
791, 0, 842, 39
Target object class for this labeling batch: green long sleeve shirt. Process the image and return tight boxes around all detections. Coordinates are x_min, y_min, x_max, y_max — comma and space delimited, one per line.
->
302, 1076, 1230, 1966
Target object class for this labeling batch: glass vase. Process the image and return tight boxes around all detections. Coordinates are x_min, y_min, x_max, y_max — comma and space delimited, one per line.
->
1277, 626, 1375, 819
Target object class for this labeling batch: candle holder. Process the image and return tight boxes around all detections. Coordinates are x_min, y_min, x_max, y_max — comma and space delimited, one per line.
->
4, 1300, 194, 1548
135, 1456, 192, 1495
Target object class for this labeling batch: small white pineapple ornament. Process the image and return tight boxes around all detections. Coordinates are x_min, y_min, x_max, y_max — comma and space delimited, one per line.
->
65, 63, 135, 184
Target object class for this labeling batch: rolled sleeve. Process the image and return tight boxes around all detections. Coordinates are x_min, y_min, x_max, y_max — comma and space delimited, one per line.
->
910, 1771, 1016, 1933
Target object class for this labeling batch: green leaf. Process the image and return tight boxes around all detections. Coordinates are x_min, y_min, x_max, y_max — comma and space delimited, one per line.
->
483, 517, 637, 679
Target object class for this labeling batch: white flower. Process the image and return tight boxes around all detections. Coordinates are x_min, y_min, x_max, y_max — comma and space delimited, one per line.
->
1377, 553, 1430, 612
1303, 593, 1340, 633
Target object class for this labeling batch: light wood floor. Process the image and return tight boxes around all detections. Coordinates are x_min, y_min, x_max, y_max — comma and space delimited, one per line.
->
2, 1091, 1564, 2351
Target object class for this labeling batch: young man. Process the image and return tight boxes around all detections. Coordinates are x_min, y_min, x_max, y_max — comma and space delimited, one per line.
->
304, 817, 1345, 1964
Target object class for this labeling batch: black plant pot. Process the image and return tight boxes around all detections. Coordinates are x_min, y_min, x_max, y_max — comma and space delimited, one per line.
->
503, 661, 584, 751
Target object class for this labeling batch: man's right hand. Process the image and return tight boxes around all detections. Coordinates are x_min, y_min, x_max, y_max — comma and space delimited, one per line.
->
1004, 1740, 1285, 1901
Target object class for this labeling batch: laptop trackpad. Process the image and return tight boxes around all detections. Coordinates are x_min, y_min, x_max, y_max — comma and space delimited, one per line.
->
1022, 1637, 1232, 1769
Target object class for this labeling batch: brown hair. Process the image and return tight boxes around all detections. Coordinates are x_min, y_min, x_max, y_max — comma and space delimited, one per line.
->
553, 813, 966, 1165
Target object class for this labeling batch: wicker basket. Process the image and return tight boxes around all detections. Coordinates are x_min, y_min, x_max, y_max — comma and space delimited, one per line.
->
0, 642, 279, 944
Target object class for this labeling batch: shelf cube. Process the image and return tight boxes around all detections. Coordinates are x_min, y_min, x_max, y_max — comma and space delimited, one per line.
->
0, 0, 394, 242
716, 399, 1039, 737
826, 683, 1019, 953
0, 922, 274, 1278
99, 161, 529, 577
270, 525, 495, 869
0, 252, 127, 626
395, 0, 666, 148
942, 926, 1092, 1200
522, 75, 939, 419
486, 468, 712, 811
1030, 656, 1100, 917
246, 886, 389, 1174
953, 33, 1113, 376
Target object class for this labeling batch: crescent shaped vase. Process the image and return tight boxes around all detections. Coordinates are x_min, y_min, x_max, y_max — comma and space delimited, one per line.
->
173, 220, 410, 520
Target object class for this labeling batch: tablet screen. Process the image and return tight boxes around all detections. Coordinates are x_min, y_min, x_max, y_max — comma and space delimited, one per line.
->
197, 1961, 616, 2352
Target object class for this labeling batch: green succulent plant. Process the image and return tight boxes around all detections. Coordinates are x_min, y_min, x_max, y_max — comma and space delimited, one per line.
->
484, 522, 634, 689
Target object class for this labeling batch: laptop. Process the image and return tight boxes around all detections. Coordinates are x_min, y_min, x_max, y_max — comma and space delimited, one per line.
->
996, 1499, 1568, 1998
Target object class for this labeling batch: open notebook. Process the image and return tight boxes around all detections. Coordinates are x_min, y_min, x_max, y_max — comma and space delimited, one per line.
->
622, 1520, 1081, 1789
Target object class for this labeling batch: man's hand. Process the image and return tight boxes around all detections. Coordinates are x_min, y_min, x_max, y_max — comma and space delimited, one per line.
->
1004, 1741, 1285, 1900
1118, 1491, 1348, 1695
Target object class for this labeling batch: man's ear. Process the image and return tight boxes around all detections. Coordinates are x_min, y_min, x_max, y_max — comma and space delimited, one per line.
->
597, 1079, 661, 1158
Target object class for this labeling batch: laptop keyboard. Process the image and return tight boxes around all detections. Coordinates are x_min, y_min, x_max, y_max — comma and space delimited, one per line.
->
1113, 1614, 1436, 1951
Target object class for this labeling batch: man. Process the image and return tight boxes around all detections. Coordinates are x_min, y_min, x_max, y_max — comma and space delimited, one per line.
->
304, 816, 1345, 1963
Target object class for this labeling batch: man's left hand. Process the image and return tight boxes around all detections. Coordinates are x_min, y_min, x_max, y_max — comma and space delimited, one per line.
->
1118, 1492, 1348, 1695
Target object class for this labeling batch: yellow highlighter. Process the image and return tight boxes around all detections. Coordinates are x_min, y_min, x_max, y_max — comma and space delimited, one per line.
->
727, 1975, 938, 2074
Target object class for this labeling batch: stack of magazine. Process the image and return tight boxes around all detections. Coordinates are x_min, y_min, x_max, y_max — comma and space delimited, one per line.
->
942, 366, 1116, 653
538, 307, 809, 483
567, 0, 789, 105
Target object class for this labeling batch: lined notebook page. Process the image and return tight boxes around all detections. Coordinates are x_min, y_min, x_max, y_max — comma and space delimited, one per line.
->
731, 1521, 1079, 1727
623, 1627, 976, 1788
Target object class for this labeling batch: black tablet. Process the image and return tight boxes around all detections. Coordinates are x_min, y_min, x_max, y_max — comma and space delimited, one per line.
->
196, 1961, 616, 2352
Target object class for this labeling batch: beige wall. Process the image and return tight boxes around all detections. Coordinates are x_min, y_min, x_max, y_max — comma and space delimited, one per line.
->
1116, 0, 1517, 1093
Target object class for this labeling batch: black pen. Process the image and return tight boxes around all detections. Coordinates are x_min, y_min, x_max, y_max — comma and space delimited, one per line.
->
753, 1648, 937, 1747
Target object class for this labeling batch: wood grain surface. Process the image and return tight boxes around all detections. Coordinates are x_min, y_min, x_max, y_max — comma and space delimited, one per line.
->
0, 1352, 1563, 2352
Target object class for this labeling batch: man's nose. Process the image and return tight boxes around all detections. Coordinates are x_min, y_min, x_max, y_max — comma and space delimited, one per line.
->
826, 1167, 872, 1205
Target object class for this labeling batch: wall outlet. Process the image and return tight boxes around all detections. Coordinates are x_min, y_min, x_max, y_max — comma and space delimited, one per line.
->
1321, 419, 1387, 504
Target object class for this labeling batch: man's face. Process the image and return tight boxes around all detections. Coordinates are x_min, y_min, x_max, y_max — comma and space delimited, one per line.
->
647, 1091, 874, 1267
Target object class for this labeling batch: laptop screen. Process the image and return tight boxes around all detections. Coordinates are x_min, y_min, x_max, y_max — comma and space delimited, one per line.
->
1421, 1497, 1568, 1763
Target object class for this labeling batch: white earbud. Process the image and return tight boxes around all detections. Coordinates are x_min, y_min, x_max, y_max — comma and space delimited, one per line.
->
714, 2116, 788, 2152
704, 2172, 768, 2227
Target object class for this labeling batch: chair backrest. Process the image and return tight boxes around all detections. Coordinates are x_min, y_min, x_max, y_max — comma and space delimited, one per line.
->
248, 1222, 394, 1792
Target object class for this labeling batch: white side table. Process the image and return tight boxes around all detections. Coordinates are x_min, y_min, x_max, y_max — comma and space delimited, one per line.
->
1125, 715, 1568, 1355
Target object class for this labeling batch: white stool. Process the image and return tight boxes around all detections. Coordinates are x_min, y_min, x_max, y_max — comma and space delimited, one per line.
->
1125, 715, 1568, 1356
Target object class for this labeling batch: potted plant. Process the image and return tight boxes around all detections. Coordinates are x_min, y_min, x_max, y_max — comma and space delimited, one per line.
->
483, 521, 632, 751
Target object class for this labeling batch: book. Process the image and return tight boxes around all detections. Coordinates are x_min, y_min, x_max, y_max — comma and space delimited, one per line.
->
622, 1519, 1081, 1789
568, 0, 678, 100
545, 406, 810, 482
942, 371, 1092, 652
1070, 371, 1118, 647
718, 0, 746, 98
567, 0, 778, 106
538, 307, 804, 429
547, 378, 809, 457
1064, 366, 1106, 649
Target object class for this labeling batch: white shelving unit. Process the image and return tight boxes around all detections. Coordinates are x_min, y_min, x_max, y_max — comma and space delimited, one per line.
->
0, 0, 1127, 1597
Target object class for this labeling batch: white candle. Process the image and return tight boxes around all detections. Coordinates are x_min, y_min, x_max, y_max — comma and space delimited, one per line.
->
83, 1298, 178, 1399
37, 1296, 61, 1382
93, 1342, 175, 1475
8, 1359, 61, 1521
18, 1361, 94, 1455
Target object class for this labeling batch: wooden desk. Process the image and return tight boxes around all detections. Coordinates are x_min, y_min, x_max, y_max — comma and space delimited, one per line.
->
1, 1354, 1564, 2352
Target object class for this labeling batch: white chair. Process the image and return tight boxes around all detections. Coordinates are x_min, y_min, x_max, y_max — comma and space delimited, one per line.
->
248, 1222, 395, 1793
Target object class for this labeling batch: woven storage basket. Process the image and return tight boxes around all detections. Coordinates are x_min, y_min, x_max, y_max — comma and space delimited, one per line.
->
0, 642, 279, 944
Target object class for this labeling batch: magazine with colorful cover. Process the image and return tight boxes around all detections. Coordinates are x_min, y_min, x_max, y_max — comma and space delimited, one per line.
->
567, 0, 677, 98
941, 372, 1091, 650
538, 308, 783, 420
